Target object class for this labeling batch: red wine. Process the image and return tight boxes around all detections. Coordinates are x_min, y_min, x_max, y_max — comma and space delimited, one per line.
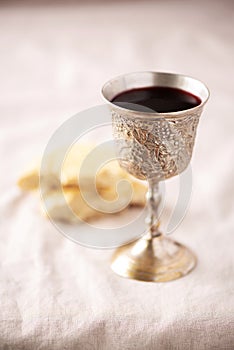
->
111, 86, 201, 113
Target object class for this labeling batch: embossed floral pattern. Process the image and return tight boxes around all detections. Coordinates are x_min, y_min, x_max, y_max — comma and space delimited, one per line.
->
112, 109, 202, 181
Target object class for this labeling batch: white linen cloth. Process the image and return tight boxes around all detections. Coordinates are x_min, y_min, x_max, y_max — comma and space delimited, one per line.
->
0, 0, 234, 348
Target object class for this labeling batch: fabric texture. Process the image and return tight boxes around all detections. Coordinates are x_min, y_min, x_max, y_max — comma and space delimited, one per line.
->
0, 0, 234, 349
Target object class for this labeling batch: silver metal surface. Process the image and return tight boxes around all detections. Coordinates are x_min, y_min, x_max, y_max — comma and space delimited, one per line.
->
102, 71, 209, 181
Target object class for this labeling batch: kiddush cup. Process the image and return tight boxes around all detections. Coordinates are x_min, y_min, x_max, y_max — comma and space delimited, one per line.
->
102, 72, 209, 282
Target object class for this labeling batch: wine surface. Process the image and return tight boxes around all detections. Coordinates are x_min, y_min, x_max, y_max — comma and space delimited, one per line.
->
111, 86, 201, 113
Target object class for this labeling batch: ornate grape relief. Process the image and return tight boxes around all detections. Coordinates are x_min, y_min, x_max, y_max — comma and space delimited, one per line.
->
112, 110, 201, 181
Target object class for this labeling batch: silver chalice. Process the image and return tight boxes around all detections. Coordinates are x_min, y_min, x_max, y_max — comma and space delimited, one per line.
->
102, 71, 209, 282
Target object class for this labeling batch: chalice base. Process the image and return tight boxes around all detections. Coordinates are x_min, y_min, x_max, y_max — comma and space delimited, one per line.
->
111, 235, 196, 282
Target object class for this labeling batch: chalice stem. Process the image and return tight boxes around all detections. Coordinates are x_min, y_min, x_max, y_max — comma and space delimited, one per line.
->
145, 179, 161, 238
111, 176, 197, 281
